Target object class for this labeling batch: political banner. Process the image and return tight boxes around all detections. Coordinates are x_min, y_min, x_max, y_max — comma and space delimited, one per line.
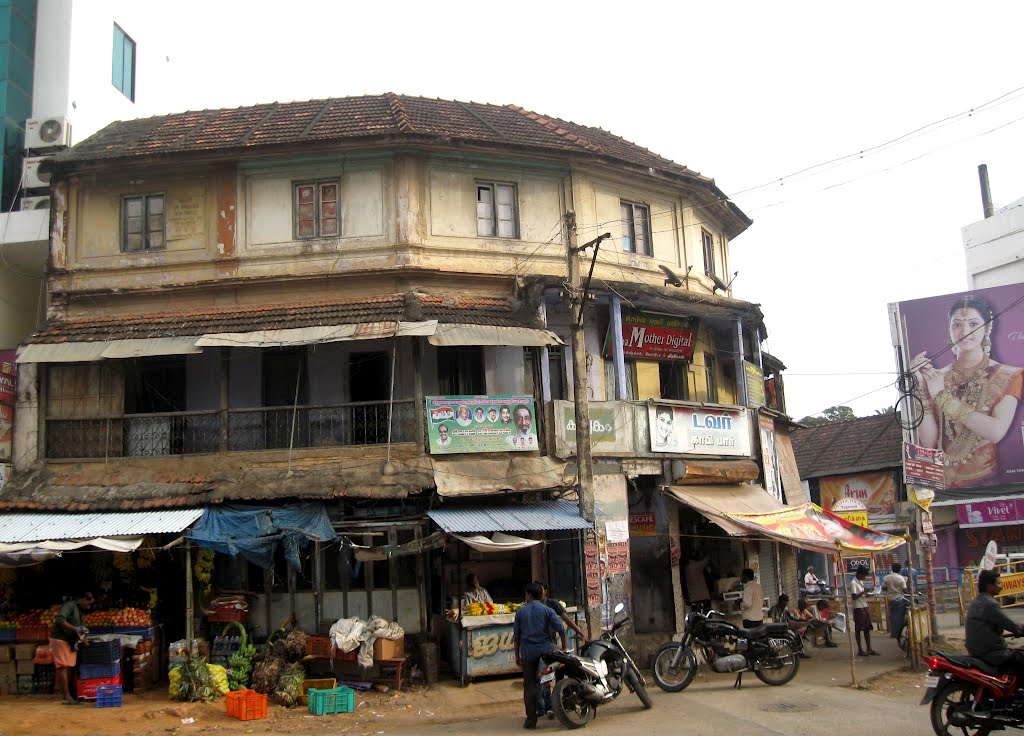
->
426, 395, 538, 454
895, 283, 1024, 492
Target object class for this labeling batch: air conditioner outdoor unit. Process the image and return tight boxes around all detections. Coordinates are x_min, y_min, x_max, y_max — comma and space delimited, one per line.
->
18, 195, 50, 211
22, 156, 51, 189
25, 116, 71, 151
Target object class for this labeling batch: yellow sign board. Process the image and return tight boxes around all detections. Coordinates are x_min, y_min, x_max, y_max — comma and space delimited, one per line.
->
1000, 572, 1024, 597
836, 510, 869, 528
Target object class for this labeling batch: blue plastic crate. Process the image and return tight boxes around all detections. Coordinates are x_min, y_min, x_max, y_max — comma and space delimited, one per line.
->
79, 639, 120, 665
79, 660, 121, 680
0, 628, 15, 642
96, 684, 123, 708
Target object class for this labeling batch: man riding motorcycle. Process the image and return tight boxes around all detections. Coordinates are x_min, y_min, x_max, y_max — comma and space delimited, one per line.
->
966, 569, 1024, 673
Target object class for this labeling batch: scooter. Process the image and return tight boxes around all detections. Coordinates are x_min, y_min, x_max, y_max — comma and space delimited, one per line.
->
540, 603, 651, 729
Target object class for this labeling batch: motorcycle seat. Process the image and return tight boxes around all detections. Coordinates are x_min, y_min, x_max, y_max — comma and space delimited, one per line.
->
737, 623, 790, 639
937, 652, 1002, 677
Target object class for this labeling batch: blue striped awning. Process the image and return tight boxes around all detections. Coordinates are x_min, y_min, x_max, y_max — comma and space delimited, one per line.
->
427, 499, 592, 533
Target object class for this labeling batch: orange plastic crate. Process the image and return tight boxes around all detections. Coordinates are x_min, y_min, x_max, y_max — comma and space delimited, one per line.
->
226, 689, 267, 721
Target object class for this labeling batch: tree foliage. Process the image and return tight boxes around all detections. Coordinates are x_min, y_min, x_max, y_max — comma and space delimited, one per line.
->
798, 405, 856, 425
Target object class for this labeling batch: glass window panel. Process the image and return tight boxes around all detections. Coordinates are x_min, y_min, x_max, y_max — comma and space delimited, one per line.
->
497, 218, 515, 238
320, 183, 337, 202
496, 184, 514, 205
321, 201, 337, 218
125, 233, 142, 251
126, 216, 142, 235
112, 27, 124, 90
321, 218, 338, 236
148, 196, 163, 214
298, 203, 315, 220
148, 214, 163, 233
123, 39, 134, 99
297, 185, 315, 204
126, 199, 142, 218
477, 185, 493, 204
148, 231, 164, 249
297, 220, 315, 238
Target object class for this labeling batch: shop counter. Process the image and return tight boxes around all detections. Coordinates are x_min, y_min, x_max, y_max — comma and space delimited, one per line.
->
449, 608, 579, 684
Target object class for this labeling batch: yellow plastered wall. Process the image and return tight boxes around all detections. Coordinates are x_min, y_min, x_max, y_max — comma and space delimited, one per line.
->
634, 360, 661, 400
692, 326, 737, 404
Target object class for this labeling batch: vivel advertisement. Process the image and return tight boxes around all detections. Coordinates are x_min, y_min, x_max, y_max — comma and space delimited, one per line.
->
895, 283, 1024, 494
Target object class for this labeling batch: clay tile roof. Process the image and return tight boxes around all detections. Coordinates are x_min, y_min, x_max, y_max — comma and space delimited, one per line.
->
26, 292, 525, 344
48, 93, 748, 230
790, 413, 903, 479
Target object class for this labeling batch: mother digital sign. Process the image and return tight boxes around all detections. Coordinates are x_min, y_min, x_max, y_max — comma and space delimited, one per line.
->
605, 312, 698, 362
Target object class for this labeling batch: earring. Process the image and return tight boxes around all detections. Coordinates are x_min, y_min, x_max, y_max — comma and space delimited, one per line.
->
983, 334, 992, 356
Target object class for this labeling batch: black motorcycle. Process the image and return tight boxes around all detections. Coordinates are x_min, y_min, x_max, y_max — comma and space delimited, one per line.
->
651, 609, 801, 692
540, 603, 651, 729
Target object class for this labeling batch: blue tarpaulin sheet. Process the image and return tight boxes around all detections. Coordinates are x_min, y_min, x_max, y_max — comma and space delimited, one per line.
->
186, 503, 336, 570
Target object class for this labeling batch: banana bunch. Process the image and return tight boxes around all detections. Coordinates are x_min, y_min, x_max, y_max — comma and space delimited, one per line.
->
136, 541, 156, 569
113, 552, 133, 575
193, 549, 215, 599
227, 643, 256, 691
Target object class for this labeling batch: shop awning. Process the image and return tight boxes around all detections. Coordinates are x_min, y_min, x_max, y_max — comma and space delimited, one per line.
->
427, 499, 592, 533
722, 503, 907, 554
452, 532, 542, 553
666, 484, 785, 536
100, 337, 202, 359
432, 456, 570, 496
428, 324, 564, 347
18, 337, 203, 363
0, 508, 204, 544
195, 320, 437, 348
17, 342, 109, 363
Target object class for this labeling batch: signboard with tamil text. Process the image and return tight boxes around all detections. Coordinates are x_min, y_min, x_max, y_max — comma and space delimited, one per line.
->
0, 350, 15, 405
426, 395, 538, 454
648, 403, 751, 457
745, 361, 765, 408
605, 312, 698, 362
554, 401, 634, 456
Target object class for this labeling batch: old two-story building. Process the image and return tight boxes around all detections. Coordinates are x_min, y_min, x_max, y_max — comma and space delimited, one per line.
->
1, 94, 803, 659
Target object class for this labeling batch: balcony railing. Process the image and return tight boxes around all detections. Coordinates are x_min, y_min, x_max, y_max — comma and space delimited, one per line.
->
45, 399, 417, 459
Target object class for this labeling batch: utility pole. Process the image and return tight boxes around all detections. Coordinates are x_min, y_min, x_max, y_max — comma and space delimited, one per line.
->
565, 210, 610, 639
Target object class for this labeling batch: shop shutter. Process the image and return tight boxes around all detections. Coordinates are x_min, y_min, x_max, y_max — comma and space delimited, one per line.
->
758, 543, 780, 605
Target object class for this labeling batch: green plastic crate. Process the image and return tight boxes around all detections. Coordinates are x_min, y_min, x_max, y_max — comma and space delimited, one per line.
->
307, 686, 354, 716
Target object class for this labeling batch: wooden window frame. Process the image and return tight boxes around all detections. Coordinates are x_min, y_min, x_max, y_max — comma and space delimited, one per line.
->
701, 228, 716, 278
476, 182, 519, 239
121, 193, 166, 253
294, 180, 341, 239
621, 201, 652, 256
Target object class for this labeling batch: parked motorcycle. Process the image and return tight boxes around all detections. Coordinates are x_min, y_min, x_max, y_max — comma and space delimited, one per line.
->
540, 602, 651, 729
920, 642, 1024, 736
651, 609, 801, 692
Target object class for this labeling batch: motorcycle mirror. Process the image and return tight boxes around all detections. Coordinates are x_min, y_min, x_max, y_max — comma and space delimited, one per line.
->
613, 603, 625, 614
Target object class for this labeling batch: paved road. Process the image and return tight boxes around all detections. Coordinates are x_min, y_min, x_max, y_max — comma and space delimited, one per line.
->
376, 668, 935, 736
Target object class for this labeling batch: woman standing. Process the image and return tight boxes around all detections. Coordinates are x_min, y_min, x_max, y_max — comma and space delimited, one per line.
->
913, 295, 1023, 489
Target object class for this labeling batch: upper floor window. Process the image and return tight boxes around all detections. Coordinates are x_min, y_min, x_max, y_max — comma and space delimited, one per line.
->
122, 194, 165, 252
621, 201, 651, 256
295, 181, 340, 238
701, 229, 716, 277
476, 183, 518, 238
703, 352, 718, 403
438, 346, 485, 395
112, 24, 136, 101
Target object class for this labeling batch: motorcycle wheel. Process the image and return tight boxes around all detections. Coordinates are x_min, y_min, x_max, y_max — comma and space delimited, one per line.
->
752, 637, 800, 686
625, 668, 653, 709
930, 681, 992, 736
552, 677, 596, 730
651, 642, 697, 692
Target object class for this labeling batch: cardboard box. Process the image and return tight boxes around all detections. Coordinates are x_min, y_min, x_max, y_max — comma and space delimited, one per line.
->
372, 636, 404, 661
0, 673, 16, 696
0, 646, 13, 663
0, 661, 15, 678
15, 659, 34, 675
14, 643, 38, 660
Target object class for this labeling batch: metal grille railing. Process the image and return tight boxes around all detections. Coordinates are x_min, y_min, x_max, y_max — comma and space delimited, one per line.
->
45, 399, 417, 459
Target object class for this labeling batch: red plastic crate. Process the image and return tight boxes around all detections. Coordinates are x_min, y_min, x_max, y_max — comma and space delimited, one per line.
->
78, 673, 122, 699
16, 625, 48, 641
207, 609, 247, 623
226, 689, 267, 721
306, 637, 331, 659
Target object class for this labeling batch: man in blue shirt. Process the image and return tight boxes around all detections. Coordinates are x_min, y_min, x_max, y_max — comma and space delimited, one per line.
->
514, 582, 566, 729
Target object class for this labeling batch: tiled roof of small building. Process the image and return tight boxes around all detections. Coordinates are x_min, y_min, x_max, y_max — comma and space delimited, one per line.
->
27, 292, 526, 344
790, 413, 903, 479
49, 93, 750, 232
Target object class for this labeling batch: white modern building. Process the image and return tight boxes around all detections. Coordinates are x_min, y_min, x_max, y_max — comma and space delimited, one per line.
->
962, 194, 1024, 289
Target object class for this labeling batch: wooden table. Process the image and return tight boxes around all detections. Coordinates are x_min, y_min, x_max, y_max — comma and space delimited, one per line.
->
369, 657, 407, 691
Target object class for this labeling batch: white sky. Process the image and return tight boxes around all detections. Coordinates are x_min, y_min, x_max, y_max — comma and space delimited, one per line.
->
128, 1, 1024, 419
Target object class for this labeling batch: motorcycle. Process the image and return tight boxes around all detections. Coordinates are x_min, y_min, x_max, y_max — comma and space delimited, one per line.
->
651, 609, 801, 692
540, 602, 652, 729
920, 640, 1024, 736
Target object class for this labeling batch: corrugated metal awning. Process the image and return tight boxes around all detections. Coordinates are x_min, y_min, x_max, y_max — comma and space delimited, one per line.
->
18, 342, 108, 363
428, 324, 564, 347
427, 499, 592, 533
0, 508, 204, 543
195, 320, 437, 348
665, 484, 784, 536
101, 337, 202, 359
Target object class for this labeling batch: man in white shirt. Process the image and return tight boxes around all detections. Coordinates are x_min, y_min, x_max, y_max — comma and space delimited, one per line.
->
740, 568, 764, 628
882, 562, 909, 638
850, 566, 878, 656
804, 566, 821, 593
